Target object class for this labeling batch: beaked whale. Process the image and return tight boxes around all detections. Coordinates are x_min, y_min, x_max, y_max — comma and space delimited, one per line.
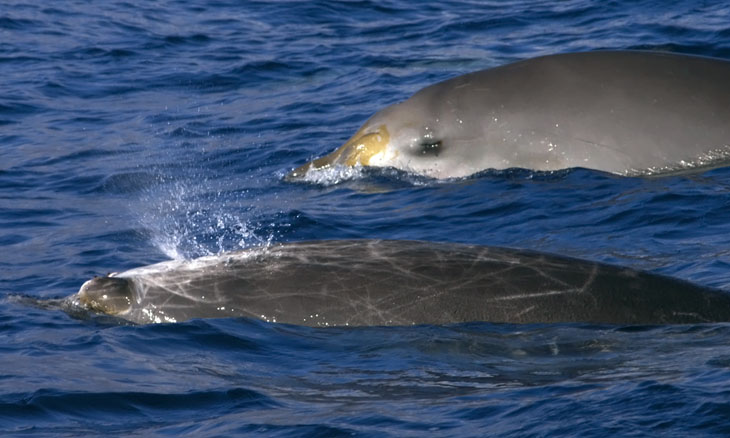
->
70, 240, 730, 326
289, 51, 730, 179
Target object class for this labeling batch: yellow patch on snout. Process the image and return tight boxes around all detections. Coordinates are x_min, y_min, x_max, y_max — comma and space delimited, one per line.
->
341, 125, 390, 166
286, 125, 391, 179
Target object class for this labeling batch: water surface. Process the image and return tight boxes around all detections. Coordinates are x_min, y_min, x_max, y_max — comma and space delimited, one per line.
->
3, 1, 730, 436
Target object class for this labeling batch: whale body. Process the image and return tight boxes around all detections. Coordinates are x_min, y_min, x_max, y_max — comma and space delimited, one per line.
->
289, 51, 730, 179
70, 240, 730, 326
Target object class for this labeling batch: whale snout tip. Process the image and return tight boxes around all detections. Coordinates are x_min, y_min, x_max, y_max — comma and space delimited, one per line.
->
285, 167, 305, 181
77, 276, 134, 315
285, 150, 348, 181
285, 125, 390, 181
285, 162, 316, 181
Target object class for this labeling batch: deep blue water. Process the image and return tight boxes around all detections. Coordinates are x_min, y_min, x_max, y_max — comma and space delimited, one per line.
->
3, 0, 730, 436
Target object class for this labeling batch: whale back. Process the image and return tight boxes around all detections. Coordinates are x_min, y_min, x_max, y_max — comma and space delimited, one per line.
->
72, 240, 730, 326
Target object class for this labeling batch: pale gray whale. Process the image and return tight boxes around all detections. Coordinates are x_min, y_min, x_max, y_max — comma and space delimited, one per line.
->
289, 51, 730, 179
70, 240, 730, 326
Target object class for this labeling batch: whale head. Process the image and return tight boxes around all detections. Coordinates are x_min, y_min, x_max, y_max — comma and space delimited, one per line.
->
288, 75, 477, 180
76, 276, 134, 316
286, 79, 498, 180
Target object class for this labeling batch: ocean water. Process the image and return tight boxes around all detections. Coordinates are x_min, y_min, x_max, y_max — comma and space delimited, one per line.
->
3, 0, 730, 436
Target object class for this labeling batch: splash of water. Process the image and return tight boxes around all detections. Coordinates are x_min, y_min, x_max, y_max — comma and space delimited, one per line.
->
297, 164, 365, 186
136, 177, 274, 260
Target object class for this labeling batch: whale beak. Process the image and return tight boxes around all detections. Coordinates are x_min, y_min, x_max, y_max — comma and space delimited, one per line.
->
286, 125, 390, 180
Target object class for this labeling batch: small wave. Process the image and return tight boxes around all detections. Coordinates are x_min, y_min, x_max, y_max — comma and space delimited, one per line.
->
291, 163, 584, 188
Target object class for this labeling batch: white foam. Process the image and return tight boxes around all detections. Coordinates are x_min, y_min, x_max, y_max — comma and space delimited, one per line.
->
626, 146, 730, 176
118, 245, 270, 277
299, 164, 365, 186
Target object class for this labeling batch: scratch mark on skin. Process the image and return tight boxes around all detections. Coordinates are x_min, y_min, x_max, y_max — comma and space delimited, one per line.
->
484, 289, 582, 302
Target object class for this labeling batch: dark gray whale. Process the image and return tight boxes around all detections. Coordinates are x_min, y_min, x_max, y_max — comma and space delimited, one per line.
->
290, 51, 730, 179
70, 240, 730, 326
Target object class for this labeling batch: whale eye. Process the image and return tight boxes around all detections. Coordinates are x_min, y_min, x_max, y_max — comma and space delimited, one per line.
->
419, 140, 442, 156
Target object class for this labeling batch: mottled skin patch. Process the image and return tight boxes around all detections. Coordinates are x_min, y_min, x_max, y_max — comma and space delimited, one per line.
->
77, 276, 133, 315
